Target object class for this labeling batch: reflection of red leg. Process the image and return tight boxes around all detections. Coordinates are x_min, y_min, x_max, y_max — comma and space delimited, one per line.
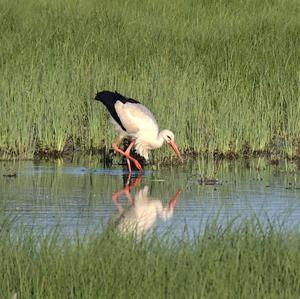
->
112, 139, 142, 172
112, 175, 143, 208
128, 175, 142, 189
112, 186, 133, 207
167, 190, 182, 210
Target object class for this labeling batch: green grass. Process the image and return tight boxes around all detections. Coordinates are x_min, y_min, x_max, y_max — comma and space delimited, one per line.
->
1, 0, 300, 160
1, 220, 300, 298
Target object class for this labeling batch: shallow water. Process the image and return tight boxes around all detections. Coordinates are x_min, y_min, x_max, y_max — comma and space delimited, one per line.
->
1, 157, 300, 237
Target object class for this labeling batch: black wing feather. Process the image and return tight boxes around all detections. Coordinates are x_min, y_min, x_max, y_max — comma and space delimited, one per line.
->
94, 90, 140, 132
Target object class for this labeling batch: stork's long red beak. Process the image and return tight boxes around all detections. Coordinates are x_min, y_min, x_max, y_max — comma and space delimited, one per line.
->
168, 140, 184, 163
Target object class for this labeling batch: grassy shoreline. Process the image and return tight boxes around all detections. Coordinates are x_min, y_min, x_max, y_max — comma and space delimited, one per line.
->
1, 0, 300, 161
1, 221, 300, 298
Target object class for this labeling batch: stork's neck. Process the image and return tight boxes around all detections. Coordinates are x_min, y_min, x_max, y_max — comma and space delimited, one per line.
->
140, 131, 165, 149
134, 130, 166, 160
153, 131, 165, 148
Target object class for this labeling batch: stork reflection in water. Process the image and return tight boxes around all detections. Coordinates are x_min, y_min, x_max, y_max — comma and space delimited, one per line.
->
112, 175, 181, 237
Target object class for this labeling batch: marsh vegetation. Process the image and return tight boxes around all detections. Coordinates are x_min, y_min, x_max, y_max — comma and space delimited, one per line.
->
1, 0, 300, 160
2, 220, 300, 299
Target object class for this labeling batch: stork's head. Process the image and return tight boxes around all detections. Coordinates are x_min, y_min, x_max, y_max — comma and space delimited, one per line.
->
160, 130, 184, 163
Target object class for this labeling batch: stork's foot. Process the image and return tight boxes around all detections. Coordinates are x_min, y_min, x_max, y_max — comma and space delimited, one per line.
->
126, 156, 143, 172
124, 140, 143, 172
125, 156, 143, 172
112, 140, 143, 172
131, 158, 143, 171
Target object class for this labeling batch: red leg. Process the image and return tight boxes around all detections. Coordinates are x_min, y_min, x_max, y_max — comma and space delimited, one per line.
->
126, 158, 132, 173
125, 141, 134, 173
112, 139, 142, 172
124, 140, 135, 155
125, 140, 137, 173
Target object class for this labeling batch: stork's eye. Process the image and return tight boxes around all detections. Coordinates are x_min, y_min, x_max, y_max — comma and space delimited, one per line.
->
167, 135, 171, 140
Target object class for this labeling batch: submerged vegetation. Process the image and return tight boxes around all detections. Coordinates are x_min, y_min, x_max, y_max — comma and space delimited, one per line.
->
1, 221, 300, 298
1, 0, 300, 160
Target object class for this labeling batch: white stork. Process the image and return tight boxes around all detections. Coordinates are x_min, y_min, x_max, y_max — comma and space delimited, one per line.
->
94, 90, 183, 172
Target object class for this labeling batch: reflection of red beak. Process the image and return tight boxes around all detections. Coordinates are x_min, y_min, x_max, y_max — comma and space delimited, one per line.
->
168, 140, 184, 163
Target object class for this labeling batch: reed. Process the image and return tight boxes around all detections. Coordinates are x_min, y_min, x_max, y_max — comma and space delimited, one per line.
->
1, 0, 300, 161
1, 219, 300, 298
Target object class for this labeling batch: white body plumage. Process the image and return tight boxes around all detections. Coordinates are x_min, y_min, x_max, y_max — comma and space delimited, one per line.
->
112, 101, 172, 160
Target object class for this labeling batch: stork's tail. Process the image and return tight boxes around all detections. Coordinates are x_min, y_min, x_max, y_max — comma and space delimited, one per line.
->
95, 90, 118, 105
94, 90, 140, 105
